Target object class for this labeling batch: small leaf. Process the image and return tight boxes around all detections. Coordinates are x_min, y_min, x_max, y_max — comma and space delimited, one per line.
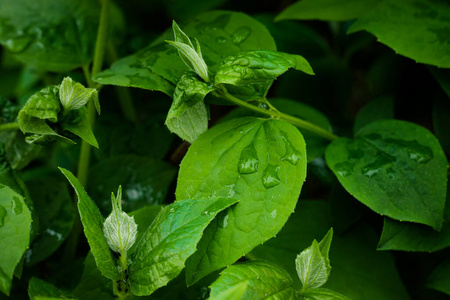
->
172, 20, 194, 49
103, 186, 138, 254
209, 260, 295, 300
59, 77, 99, 114
59, 168, 120, 281
60, 107, 99, 148
296, 240, 328, 290
165, 72, 213, 143
325, 120, 448, 230
302, 287, 351, 300
0, 184, 31, 296
318, 228, 333, 275
129, 198, 238, 296
214, 50, 313, 87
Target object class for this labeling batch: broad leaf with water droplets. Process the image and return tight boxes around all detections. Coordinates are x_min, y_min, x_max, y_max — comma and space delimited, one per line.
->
0, 184, 31, 296
176, 117, 307, 285
325, 120, 447, 230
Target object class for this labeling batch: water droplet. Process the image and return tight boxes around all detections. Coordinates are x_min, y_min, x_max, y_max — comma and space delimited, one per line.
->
238, 143, 259, 174
0, 205, 6, 228
232, 27, 251, 45
270, 209, 277, 218
262, 165, 281, 189
281, 142, 302, 165
222, 214, 229, 228
169, 208, 175, 213
215, 37, 227, 44
45, 228, 63, 241
11, 197, 23, 214
362, 167, 382, 178
256, 276, 260, 279
361, 153, 395, 178
4, 36, 32, 52
333, 161, 354, 178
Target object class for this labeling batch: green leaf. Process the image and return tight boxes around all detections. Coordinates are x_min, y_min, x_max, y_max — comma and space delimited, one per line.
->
17, 86, 74, 146
0, 130, 42, 170
378, 188, 450, 252
28, 277, 74, 300
219, 98, 333, 162
0, 0, 121, 72
348, 0, 450, 68
177, 117, 307, 284
59, 77, 99, 115
276, 0, 381, 21
429, 67, 450, 99
296, 229, 333, 290
103, 186, 138, 254
94, 10, 276, 95
24, 173, 75, 266
0, 184, 31, 296
325, 120, 448, 230
209, 260, 295, 300
426, 259, 450, 296
87, 155, 176, 214
60, 107, 99, 148
59, 167, 120, 281
165, 72, 213, 142
249, 200, 411, 299
209, 281, 248, 300
302, 288, 351, 300
214, 50, 313, 87
353, 96, 394, 135
129, 198, 238, 296
433, 97, 450, 155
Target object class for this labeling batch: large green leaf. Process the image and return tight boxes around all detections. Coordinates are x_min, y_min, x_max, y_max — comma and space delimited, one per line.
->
59, 168, 120, 281
94, 10, 276, 95
276, 0, 381, 21
348, 0, 450, 68
129, 198, 238, 296
87, 155, 176, 214
214, 50, 313, 86
426, 259, 450, 296
325, 120, 447, 230
165, 72, 213, 143
219, 98, 333, 162
176, 117, 307, 284
0, 0, 121, 72
24, 173, 75, 266
0, 184, 31, 296
209, 260, 295, 300
249, 200, 411, 300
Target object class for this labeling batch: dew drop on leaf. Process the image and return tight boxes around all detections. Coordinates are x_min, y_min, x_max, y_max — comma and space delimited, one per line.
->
270, 209, 277, 218
215, 37, 227, 44
0, 205, 6, 227
232, 26, 251, 45
333, 161, 354, 178
238, 143, 259, 174
11, 196, 23, 214
262, 165, 281, 189
281, 142, 302, 165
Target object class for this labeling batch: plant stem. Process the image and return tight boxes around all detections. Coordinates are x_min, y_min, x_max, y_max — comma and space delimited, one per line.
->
216, 86, 340, 141
0, 122, 19, 132
113, 251, 131, 300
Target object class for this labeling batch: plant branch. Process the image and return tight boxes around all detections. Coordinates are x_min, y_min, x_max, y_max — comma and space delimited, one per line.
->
0, 122, 19, 132
215, 86, 339, 141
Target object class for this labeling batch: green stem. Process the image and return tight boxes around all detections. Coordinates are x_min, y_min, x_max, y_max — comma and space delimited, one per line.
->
0, 122, 19, 132
113, 251, 131, 300
216, 86, 339, 141
91, 0, 111, 78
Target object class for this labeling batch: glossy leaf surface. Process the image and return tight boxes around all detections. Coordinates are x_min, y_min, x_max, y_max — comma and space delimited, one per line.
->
0, 184, 31, 296
210, 260, 295, 300
129, 198, 238, 295
177, 117, 307, 284
326, 120, 447, 230
348, 0, 450, 68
